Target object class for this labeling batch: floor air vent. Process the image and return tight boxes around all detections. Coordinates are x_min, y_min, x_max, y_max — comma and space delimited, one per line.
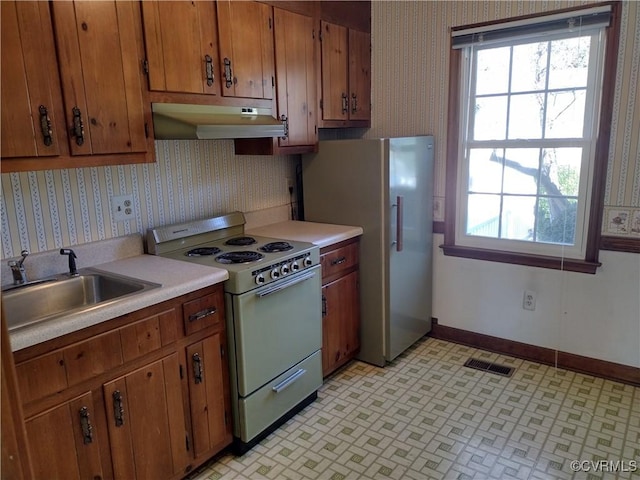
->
463, 358, 515, 377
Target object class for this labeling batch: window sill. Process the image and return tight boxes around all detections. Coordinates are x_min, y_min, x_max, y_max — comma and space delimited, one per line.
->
440, 244, 601, 274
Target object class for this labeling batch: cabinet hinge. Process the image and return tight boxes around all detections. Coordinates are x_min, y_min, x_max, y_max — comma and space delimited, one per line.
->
179, 364, 184, 379
314, 125, 317, 134
272, 76, 275, 88
144, 122, 149, 139
220, 345, 225, 358
312, 29, 315, 40
142, 59, 149, 75
185, 434, 190, 451
319, 99, 323, 110
269, 17, 272, 29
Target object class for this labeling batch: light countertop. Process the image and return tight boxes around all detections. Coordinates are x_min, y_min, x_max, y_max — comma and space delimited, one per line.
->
10, 255, 228, 352
247, 221, 363, 249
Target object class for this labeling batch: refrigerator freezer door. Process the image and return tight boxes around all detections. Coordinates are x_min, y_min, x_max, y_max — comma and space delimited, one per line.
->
387, 137, 434, 361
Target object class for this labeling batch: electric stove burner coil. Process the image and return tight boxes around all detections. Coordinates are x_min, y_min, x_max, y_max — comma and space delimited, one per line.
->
216, 251, 265, 264
185, 247, 222, 256
259, 241, 294, 253
225, 236, 257, 246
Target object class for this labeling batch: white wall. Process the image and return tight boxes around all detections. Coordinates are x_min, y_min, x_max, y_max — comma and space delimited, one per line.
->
432, 234, 640, 367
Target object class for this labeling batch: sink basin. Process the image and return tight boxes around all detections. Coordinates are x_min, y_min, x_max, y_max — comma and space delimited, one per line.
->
2, 269, 160, 332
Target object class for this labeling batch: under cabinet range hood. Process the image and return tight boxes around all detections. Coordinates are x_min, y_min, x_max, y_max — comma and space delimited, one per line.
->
151, 103, 286, 140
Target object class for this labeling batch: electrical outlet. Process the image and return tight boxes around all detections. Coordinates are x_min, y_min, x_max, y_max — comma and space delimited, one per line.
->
111, 194, 135, 222
523, 290, 536, 311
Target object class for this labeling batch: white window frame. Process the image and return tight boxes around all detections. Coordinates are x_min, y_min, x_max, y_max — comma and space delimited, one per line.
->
454, 30, 607, 259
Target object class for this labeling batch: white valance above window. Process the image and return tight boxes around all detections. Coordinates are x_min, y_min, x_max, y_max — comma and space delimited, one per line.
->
451, 4, 612, 49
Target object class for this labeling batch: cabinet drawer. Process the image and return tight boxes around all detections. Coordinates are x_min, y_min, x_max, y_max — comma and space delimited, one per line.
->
320, 242, 359, 280
63, 330, 123, 386
183, 289, 224, 335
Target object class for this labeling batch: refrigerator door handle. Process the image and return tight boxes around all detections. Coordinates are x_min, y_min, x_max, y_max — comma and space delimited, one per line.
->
393, 195, 404, 252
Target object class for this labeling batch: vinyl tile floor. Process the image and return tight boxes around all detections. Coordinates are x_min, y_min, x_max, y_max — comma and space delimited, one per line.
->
188, 337, 640, 480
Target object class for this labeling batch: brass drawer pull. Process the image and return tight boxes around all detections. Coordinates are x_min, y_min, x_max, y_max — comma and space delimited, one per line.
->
192, 352, 203, 384
330, 256, 347, 266
79, 406, 93, 444
113, 390, 124, 427
204, 54, 214, 86
189, 306, 216, 322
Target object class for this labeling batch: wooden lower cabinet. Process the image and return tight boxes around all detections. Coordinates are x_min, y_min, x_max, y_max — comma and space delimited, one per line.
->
13, 284, 230, 480
320, 238, 360, 377
104, 354, 189, 479
186, 333, 232, 459
24, 392, 104, 480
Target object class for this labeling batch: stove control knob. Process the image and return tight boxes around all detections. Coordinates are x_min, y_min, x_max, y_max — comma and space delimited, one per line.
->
303, 257, 313, 267
255, 274, 265, 285
270, 268, 280, 280
280, 264, 290, 275
290, 261, 300, 272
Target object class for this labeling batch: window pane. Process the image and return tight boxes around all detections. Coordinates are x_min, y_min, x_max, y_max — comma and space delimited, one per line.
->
508, 93, 543, 139
466, 194, 500, 238
540, 148, 582, 196
545, 90, 586, 138
468, 148, 503, 193
511, 42, 548, 93
473, 96, 508, 140
548, 36, 590, 90
501, 195, 536, 240
502, 149, 540, 195
476, 47, 510, 95
536, 197, 577, 245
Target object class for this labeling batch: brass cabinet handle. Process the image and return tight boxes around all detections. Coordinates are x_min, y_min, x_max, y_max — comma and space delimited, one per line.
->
192, 352, 203, 384
188, 306, 216, 322
322, 294, 327, 317
351, 93, 358, 114
341, 93, 348, 114
70, 107, 84, 146
205, 54, 214, 86
223, 57, 233, 88
280, 115, 288, 139
79, 406, 93, 444
330, 256, 347, 266
113, 390, 124, 427
39, 105, 53, 146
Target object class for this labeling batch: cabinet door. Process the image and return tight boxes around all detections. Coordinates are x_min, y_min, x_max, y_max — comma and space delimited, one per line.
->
25, 392, 104, 480
1, 1, 64, 158
52, 1, 149, 156
274, 8, 317, 147
217, 1, 274, 99
348, 29, 371, 121
320, 21, 348, 121
322, 271, 360, 376
141, 1, 219, 96
103, 354, 189, 479
186, 333, 232, 458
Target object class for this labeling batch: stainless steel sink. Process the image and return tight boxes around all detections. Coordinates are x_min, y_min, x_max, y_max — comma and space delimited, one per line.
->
2, 269, 161, 332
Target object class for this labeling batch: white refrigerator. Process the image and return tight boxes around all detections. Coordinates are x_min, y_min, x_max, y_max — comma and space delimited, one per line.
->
302, 136, 434, 366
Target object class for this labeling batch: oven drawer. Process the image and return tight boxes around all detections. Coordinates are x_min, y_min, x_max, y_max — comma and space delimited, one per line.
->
238, 350, 322, 442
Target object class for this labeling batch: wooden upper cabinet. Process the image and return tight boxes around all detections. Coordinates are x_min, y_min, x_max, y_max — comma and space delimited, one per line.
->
349, 29, 371, 121
274, 8, 317, 148
216, 1, 274, 100
1, 1, 65, 159
319, 20, 371, 126
141, 1, 220, 96
51, 1, 149, 156
320, 21, 348, 122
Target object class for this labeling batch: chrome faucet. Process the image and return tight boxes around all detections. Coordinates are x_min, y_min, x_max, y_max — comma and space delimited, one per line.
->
8, 250, 29, 285
60, 248, 79, 277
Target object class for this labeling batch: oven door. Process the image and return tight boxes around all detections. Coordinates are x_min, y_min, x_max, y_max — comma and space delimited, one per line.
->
230, 265, 322, 397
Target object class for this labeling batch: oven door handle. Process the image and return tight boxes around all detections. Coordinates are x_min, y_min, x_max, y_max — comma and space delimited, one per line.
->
256, 271, 316, 298
272, 368, 306, 393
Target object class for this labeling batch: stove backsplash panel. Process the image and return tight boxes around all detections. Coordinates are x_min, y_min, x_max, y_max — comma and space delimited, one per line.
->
1, 140, 296, 259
